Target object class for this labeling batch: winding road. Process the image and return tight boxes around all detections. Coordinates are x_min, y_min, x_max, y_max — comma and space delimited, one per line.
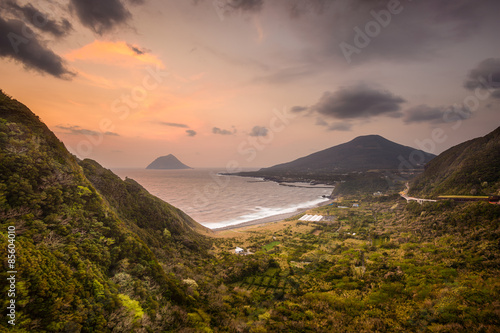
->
400, 183, 437, 204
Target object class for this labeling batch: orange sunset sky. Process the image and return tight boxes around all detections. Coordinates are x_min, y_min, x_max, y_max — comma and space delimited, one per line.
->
1, 0, 499, 168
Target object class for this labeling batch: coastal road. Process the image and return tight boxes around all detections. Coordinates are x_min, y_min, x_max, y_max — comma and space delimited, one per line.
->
400, 183, 437, 204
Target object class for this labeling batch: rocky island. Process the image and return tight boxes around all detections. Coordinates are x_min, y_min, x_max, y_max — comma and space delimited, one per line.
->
146, 154, 192, 169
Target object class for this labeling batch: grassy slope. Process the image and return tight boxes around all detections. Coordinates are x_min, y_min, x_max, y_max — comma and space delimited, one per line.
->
410, 126, 500, 197
0, 91, 210, 332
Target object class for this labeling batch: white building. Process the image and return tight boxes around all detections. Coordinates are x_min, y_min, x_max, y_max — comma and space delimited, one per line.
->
299, 214, 324, 222
234, 247, 244, 254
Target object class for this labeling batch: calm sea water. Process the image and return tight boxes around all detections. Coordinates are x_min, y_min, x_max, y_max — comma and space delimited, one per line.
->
112, 168, 333, 229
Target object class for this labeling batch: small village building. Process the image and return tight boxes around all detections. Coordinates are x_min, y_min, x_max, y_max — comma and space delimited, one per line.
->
234, 247, 244, 254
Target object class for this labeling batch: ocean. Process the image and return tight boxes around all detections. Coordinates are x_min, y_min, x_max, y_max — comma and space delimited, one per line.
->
112, 168, 333, 229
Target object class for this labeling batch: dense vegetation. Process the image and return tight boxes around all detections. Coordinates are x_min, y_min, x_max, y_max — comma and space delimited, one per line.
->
410, 126, 500, 197
0, 91, 217, 332
213, 197, 500, 332
1, 90, 499, 332
331, 171, 399, 196
79, 158, 210, 254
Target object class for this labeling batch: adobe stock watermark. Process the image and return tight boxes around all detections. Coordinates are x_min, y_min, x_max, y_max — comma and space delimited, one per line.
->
190, 107, 298, 209
339, 0, 409, 64
388, 73, 498, 188
74, 65, 169, 157
6, 225, 17, 326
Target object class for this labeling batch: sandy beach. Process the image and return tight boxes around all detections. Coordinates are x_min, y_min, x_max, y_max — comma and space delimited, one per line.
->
212, 199, 334, 231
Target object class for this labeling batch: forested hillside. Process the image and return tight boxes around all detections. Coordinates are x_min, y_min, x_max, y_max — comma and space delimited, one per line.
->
80, 159, 210, 256
0, 91, 214, 331
410, 126, 500, 197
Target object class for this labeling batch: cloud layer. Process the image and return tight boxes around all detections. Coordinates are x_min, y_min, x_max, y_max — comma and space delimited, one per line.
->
328, 122, 352, 131
0, 0, 148, 79
57, 125, 119, 136
0, 17, 74, 78
302, 84, 405, 120
403, 104, 472, 125
160, 122, 189, 128
69, 0, 131, 35
5, 1, 72, 38
464, 58, 500, 98
212, 127, 234, 135
249, 125, 268, 137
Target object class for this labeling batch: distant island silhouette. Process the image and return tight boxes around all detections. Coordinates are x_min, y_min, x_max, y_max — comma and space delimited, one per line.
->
146, 154, 192, 169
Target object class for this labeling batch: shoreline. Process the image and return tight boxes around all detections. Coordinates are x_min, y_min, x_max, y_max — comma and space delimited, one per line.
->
219, 172, 336, 187
211, 199, 334, 232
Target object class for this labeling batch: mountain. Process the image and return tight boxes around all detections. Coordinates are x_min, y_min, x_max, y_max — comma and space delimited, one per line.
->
259, 135, 435, 174
410, 126, 500, 197
0, 90, 211, 331
146, 154, 192, 169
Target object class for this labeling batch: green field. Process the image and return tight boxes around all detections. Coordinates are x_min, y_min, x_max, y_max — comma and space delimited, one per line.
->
262, 240, 280, 251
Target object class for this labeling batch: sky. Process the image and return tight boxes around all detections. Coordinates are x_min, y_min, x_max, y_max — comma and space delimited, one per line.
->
0, 0, 499, 169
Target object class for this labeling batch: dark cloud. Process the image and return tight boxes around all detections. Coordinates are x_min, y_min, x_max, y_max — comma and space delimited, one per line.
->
127, 43, 150, 55
328, 122, 352, 131
403, 105, 449, 124
310, 84, 405, 119
198, 0, 500, 66
69, 0, 131, 35
464, 58, 500, 93
212, 0, 264, 16
212, 127, 233, 135
5, 1, 72, 38
315, 117, 328, 126
160, 122, 189, 128
281, 0, 500, 65
403, 104, 472, 124
288, 0, 333, 18
290, 106, 308, 113
57, 125, 119, 136
158, 122, 198, 136
249, 125, 268, 137
228, 0, 263, 12
0, 17, 74, 78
